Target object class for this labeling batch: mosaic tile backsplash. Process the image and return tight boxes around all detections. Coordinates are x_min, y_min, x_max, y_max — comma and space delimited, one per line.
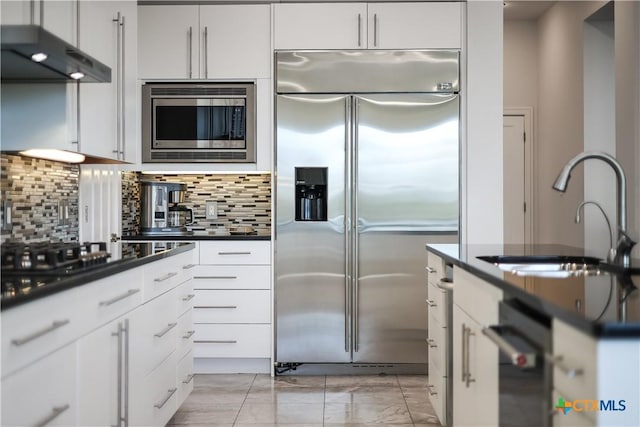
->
1, 154, 79, 244
122, 173, 271, 236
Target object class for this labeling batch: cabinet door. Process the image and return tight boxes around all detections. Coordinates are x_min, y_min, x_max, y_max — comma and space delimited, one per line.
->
79, 0, 137, 162
273, 3, 367, 50
367, 2, 462, 49
138, 5, 199, 79
453, 304, 499, 427
199, 5, 270, 79
1, 1, 76, 44
77, 317, 124, 426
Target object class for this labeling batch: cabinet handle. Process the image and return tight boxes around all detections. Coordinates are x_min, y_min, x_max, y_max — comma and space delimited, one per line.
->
373, 13, 378, 47
194, 305, 237, 309
463, 324, 476, 387
188, 26, 193, 78
545, 354, 584, 378
11, 319, 70, 346
123, 319, 130, 425
426, 384, 438, 396
425, 299, 437, 307
183, 330, 196, 339
182, 294, 195, 302
154, 388, 177, 409
99, 289, 140, 307
154, 322, 178, 338
32, 404, 70, 427
195, 340, 237, 344
193, 276, 238, 280
203, 26, 208, 79
426, 266, 437, 273
154, 272, 178, 282
112, 322, 123, 425
182, 264, 196, 270
120, 14, 126, 159
112, 12, 122, 158
426, 338, 437, 348
482, 326, 536, 368
357, 13, 362, 47
182, 374, 195, 384
217, 251, 251, 256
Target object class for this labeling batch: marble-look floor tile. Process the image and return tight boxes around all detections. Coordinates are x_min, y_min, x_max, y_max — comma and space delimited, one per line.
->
186, 388, 248, 405
397, 375, 430, 388
169, 404, 240, 424
324, 424, 417, 427
325, 385, 406, 404
325, 375, 400, 388
195, 373, 256, 391
234, 424, 323, 427
323, 402, 413, 424
167, 424, 233, 427
235, 402, 325, 424
251, 375, 326, 390
245, 387, 325, 404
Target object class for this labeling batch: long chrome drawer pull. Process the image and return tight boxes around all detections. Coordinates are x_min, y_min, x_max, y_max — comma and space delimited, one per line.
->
154, 388, 177, 409
194, 305, 237, 309
182, 330, 196, 339
154, 322, 178, 338
426, 384, 438, 396
193, 276, 238, 280
425, 299, 437, 307
12, 319, 70, 346
99, 289, 140, 307
182, 264, 196, 269
545, 354, 584, 378
426, 338, 437, 348
182, 294, 195, 302
426, 266, 437, 273
482, 327, 536, 368
154, 272, 178, 282
182, 374, 195, 384
217, 251, 251, 255
32, 404, 70, 427
195, 340, 237, 344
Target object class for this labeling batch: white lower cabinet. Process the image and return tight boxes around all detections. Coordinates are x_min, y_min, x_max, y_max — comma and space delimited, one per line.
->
1, 343, 77, 427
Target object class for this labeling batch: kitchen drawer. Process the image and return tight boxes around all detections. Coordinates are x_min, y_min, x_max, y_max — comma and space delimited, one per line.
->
176, 278, 195, 317
552, 319, 597, 422
194, 324, 271, 358
453, 266, 502, 326
427, 280, 447, 324
176, 349, 195, 408
428, 309, 445, 372
177, 308, 194, 359
76, 268, 144, 333
1, 342, 77, 427
427, 252, 445, 287
199, 241, 270, 265
130, 290, 178, 378
130, 351, 178, 427
427, 366, 445, 425
143, 250, 195, 301
1, 288, 81, 378
192, 265, 271, 290
193, 289, 270, 324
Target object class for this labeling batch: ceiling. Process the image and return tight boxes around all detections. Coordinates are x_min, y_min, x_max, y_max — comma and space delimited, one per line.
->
503, 1, 556, 20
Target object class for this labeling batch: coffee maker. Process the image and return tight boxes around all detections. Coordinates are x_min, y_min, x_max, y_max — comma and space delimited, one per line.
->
141, 181, 193, 235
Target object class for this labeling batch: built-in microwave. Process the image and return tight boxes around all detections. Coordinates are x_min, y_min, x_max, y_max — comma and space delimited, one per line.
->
142, 82, 256, 163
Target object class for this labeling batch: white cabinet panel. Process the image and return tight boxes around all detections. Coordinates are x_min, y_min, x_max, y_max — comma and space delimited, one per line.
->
177, 349, 195, 408
199, 240, 271, 265
194, 289, 270, 323
1, 343, 77, 427
130, 352, 178, 427
193, 265, 271, 290
194, 324, 271, 358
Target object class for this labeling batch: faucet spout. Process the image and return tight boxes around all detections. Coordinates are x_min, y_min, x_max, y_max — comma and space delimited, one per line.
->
553, 151, 632, 267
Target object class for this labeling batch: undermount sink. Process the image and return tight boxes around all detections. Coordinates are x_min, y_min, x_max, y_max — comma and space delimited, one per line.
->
477, 255, 604, 278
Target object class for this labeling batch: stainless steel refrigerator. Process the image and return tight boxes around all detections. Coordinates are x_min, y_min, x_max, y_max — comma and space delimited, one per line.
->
275, 50, 459, 373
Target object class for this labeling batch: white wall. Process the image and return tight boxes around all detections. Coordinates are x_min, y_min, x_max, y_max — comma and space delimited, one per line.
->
464, 0, 504, 245
503, 21, 538, 110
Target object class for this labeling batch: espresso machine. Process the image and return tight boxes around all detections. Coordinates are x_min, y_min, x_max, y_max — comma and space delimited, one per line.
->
141, 181, 193, 235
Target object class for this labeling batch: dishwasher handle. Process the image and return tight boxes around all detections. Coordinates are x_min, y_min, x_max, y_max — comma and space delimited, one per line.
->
482, 325, 537, 368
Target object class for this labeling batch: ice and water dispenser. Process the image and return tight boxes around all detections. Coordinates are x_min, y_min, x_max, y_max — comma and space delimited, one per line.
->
295, 167, 327, 221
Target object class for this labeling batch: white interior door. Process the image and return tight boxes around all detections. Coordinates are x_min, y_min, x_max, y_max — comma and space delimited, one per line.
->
503, 114, 526, 245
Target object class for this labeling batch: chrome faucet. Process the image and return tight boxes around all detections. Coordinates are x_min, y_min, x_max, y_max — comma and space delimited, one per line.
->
553, 151, 636, 268
575, 200, 614, 262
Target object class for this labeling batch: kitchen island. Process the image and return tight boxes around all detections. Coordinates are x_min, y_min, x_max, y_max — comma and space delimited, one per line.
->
426, 243, 640, 427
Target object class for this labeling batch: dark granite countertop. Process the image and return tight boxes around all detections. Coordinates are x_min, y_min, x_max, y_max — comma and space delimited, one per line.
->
426, 243, 640, 338
1, 242, 196, 310
122, 233, 271, 241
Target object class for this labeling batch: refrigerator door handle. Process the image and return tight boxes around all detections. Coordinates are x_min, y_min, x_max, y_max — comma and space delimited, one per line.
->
352, 97, 360, 353
345, 96, 352, 353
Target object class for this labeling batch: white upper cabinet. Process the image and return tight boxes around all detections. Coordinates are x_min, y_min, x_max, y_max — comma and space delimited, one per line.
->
274, 2, 462, 50
138, 4, 270, 80
1, 0, 77, 45
79, 0, 138, 162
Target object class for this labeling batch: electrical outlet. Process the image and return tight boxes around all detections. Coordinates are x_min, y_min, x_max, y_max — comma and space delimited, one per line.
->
1, 200, 12, 231
58, 200, 69, 226
205, 201, 218, 220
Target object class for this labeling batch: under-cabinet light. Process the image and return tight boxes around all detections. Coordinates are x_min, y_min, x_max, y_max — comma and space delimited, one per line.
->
70, 71, 85, 80
19, 149, 86, 163
31, 52, 48, 62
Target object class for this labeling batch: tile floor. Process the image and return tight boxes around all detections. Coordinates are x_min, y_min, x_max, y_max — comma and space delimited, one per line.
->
168, 374, 440, 427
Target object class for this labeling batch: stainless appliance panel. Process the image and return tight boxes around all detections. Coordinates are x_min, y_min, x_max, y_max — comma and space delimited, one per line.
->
352, 94, 458, 363
276, 50, 459, 94
275, 94, 351, 363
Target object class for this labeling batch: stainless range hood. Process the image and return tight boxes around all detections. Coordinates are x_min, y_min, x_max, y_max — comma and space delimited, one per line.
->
1, 25, 111, 83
